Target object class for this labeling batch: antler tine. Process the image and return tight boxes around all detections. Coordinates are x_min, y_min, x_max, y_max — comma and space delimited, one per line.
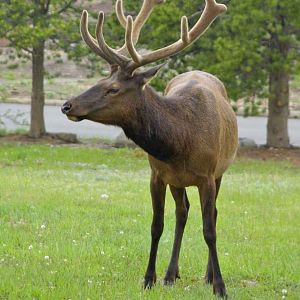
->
181, 16, 190, 44
95, 12, 130, 68
116, 0, 164, 55
80, 10, 116, 65
126, 0, 227, 71
116, 0, 127, 28
125, 16, 142, 64
132, 0, 165, 45
189, 0, 226, 40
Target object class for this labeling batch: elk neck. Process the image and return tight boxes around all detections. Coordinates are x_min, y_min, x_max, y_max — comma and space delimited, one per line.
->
120, 85, 190, 162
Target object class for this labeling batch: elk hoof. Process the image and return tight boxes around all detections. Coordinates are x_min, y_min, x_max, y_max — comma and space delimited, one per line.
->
213, 281, 227, 298
163, 274, 179, 285
204, 272, 213, 284
164, 267, 180, 285
163, 277, 176, 286
144, 273, 156, 289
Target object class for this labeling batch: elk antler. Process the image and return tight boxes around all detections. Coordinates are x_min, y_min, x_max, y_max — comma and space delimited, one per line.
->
80, 0, 163, 68
125, 0, 227, 71
80, 0, 226, 74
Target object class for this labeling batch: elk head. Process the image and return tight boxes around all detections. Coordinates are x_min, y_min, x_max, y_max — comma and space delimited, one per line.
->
61, 0, 227, 125
62, 63, 164, 125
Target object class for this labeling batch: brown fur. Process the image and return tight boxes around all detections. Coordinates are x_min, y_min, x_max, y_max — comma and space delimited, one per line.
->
150, 70, 238, 188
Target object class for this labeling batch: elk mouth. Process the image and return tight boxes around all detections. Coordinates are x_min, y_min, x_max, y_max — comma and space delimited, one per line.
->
67, 115, 85, 122
62, 102, 86, 122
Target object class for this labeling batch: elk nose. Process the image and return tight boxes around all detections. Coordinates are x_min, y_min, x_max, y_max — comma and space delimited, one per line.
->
61, 102, 72, 114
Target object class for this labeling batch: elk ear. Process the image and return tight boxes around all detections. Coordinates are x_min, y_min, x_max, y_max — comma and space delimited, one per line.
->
136, 63, 166, 85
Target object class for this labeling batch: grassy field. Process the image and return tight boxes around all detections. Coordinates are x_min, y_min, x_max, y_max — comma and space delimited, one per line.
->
0, 143, 299, 299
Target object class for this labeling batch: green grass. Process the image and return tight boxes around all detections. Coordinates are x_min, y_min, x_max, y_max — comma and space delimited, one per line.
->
0, 144, 299, 299
0, 128, 28, 137
291, 73, 300, 90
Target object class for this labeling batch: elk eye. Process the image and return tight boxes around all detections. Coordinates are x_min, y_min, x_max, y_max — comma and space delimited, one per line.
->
108, 87, 119, 94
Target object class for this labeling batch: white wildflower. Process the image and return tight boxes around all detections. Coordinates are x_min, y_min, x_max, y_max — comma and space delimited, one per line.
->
44, 255, 50, 260
40, 224, 46, 229
100, 194, 109, 200
28, 245, 33, 250
282, 289, 287, 295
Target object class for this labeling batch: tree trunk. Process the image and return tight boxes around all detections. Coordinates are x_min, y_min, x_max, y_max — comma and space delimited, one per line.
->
29, 40, 46, 138
267, 69, 290, 148
266, 4, 290, 148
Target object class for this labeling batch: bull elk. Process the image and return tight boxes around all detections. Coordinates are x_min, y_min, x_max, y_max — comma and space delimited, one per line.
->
62, 0, 238, 297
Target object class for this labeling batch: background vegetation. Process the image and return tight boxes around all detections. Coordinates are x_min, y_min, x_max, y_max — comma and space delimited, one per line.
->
0, 0, 100, 138
0, 0, 299, 147
108, 0, 300, 147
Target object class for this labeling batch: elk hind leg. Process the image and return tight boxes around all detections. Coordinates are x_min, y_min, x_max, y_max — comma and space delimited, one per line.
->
205, 176, 222, 285
199, 176, 226, 298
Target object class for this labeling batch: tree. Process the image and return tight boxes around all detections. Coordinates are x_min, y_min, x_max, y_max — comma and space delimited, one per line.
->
0, 1, 87, 138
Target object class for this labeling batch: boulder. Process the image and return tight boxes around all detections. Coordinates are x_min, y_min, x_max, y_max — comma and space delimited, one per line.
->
239, 137, 257, 148
53, 133, 78, 143
113, 131, 137, 148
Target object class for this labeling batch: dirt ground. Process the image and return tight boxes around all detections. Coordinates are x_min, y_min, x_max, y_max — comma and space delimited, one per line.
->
0, 133, 77, 145
237, 147, 300, 166
1, 133, 300, 167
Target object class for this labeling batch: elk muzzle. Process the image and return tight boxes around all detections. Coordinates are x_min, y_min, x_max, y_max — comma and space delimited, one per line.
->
61, 101, 83, 122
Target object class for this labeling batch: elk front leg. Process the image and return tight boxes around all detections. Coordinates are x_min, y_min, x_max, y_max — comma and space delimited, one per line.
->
199, 177, 226, 298
144, 172, 166, 289
205, 176, 222, 285
164, 186, 189, 285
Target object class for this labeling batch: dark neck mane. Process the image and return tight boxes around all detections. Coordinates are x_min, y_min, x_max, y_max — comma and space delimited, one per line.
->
121, 85, 188, 162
